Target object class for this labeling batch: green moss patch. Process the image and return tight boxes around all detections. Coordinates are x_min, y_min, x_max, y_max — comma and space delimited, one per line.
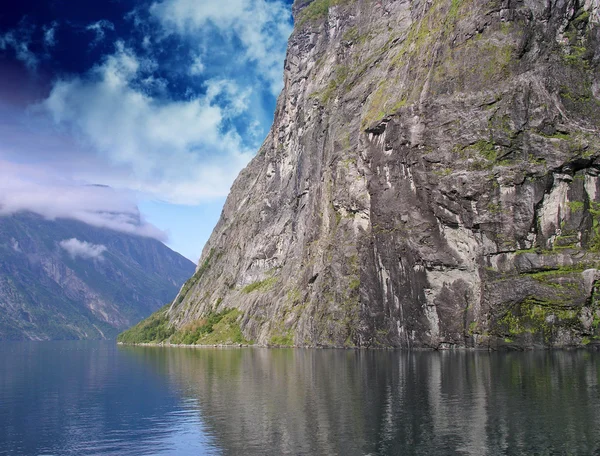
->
269, 330, 295, 346
297, 0, 355, 26
526, 267, 586, 290
310, 65, 350, 104
495, 297, 582, 343
242, 277, 278, 294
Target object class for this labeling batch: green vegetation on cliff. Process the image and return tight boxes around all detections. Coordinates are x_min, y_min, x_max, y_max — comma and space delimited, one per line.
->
118, 306, 251, 345
170, 309, 250, 345
297, 0, 354, 26
117, 304, 174, 344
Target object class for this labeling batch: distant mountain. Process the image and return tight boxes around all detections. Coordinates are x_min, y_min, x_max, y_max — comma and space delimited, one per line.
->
0, 212, 195, 340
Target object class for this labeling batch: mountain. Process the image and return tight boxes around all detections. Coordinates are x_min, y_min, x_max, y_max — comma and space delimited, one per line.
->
0, 212, 195, 340
121, 0, 600, 349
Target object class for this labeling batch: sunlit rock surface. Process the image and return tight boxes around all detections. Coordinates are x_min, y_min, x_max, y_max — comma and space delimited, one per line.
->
123, 0, 600, 348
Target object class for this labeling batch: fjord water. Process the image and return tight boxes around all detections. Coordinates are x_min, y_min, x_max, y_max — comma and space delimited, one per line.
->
1, 343, 599, 455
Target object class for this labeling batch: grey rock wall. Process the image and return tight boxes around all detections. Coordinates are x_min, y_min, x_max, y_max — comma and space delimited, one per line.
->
135, 0, 600, 349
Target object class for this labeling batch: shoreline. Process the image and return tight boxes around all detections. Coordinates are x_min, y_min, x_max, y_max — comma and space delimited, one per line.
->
116, 341, 600, 351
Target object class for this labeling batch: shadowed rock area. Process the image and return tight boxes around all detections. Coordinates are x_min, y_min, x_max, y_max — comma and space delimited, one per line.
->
121, 0, 600, 348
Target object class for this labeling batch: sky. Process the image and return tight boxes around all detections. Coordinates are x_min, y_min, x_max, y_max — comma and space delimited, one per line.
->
0, 0, 294, 262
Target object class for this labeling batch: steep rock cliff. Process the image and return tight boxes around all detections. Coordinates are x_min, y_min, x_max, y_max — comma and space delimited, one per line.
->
123, 0, 600, 348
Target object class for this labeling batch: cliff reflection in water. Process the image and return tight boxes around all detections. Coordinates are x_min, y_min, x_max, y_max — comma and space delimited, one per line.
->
120, 347, 600, 455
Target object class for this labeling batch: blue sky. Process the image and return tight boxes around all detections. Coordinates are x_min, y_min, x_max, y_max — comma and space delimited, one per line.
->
0, 0, 294, 261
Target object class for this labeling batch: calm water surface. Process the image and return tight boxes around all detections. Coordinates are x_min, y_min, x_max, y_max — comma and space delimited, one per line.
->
0, 342, 599, 455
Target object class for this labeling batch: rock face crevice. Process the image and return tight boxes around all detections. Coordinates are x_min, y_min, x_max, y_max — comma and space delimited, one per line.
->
123, 0, 600, 348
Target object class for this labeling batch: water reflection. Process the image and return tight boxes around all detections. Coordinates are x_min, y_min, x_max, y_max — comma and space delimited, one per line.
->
0, 341, 219, 456
121, 347, 600, 455
1, 342, 599, 455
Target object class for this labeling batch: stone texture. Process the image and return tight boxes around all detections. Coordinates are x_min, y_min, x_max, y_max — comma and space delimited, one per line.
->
134, 0, 600, 348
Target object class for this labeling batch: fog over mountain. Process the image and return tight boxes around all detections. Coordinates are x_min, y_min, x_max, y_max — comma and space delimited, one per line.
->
0, 212, 194, 340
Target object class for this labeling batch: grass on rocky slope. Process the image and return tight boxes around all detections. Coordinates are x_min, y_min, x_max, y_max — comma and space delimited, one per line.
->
297, 0, 354, 26
169, 308, 250, 345
118, 305, 251, 345
117, 303, 174, 344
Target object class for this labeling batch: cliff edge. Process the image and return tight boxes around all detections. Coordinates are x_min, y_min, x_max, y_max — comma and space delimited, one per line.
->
121, 0, 600, 349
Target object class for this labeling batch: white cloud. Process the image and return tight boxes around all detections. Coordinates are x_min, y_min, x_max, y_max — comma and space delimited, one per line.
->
0, 29, 38, 70
189, 55, 205, 75
205, 78, 252, 116
0, 161, 167, 240
39, 42, 254, 204
60, 238, 107, 260
86, 20, 115, 46
150, 0, 292, 95
247, 119, 263, 141
43, 23, 58, 48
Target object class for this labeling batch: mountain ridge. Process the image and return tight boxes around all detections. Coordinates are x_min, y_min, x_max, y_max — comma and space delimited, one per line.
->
0, 212, 195, 340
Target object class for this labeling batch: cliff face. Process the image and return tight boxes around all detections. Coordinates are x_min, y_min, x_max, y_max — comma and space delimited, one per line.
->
123, 0, 600, 348
0, 213, 195, 340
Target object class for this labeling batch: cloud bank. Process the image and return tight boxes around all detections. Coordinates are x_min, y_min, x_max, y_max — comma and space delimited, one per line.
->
0, 161, 166, 241
60, 238, 107, 260
0, 0, 293, 259
150, 0, 292, 95
33, 0, 292, 205
40, 42, 255, 204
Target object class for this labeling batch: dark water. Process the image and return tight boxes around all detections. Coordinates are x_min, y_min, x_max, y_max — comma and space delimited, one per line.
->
1, 343, 600, 455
